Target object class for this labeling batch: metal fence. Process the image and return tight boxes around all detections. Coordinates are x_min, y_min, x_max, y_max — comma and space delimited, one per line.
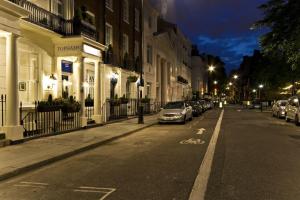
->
85, 106, 95, 124
0, 94, 6, 127
102, 99, 162, 122
20, 102, 81, 138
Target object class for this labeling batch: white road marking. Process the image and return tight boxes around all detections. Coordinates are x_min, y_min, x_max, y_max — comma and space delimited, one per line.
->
74, 186, 116, 200
180, 138, 205, 145
196, 128, 206, 135
20, 181, 49, 186
189, 109, 224, 200
14, 184, 45, 189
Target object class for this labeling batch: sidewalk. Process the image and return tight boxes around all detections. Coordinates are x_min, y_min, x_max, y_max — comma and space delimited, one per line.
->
0, 114, 158, 181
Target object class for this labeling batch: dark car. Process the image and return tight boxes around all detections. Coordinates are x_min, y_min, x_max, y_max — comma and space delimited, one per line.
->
188, 101, 203, 117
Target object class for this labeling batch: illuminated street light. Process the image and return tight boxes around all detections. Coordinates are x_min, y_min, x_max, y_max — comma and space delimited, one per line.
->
259, 84, 264, 89
233, 74, 239, 79
208, 65, 215, 72
252, 89, 257, 93
229, 82, 233, 86
214, 80, 218, 85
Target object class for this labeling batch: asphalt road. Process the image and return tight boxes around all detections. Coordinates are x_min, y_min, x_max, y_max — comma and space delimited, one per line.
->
206, 105, 300, 200
0, 109, 221, 200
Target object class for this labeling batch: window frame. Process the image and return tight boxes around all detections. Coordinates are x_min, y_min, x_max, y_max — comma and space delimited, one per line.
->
106, 0, 113, 11
105, 23, 113, 46
123, 0, 129, 24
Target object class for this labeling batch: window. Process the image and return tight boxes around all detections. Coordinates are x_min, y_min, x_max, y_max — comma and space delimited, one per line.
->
134, 41, 139, 59
123, 0, 129, 23
57, 0, 64, 17
148, 16, 152, 28
105, 23, 113, 46
135, 8, 140, 31
146, 83, 151, 97
122, 34, 129, 55
106, 0, 113, 10
147, 45, 153, 64
86, 11, 95, 25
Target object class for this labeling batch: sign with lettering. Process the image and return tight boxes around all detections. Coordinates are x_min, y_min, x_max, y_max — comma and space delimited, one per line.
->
61, 60, 73, 73
55, 44, 82, 56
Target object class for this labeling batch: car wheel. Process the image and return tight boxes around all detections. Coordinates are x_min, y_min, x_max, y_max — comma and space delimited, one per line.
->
181, 115, 186, 124
189, 116, 193, 121
295, 115, 300, 126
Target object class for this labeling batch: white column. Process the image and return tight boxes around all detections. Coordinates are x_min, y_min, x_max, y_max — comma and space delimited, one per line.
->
2, 33, 23, 140
161, 59, 168, 104
78, 57, 87, 127
92, 61, 102, 123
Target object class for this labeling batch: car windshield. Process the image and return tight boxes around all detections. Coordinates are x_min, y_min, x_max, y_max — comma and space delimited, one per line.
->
164, 102, 184, 109
280, 102, 287, 106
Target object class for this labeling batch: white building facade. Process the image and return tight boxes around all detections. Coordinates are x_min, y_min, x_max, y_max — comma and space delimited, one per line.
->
143, 2, 192, 104
0, 0, 106, 140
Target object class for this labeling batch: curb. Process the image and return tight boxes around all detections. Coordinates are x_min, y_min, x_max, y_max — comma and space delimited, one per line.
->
0, 122, 157, 182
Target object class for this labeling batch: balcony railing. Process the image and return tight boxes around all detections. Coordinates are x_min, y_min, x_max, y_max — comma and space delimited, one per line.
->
9, 0, 98, 41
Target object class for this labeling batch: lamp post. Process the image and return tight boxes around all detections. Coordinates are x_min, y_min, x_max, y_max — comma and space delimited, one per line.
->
258, 84, 264, 99
207, 65, 215, 96
138, 0, 145, 124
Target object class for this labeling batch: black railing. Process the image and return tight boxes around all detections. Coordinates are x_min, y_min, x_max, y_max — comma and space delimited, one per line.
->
0, 95, 6, 127
9, 0, 98, 41
104, 99, 161, 121
85, 106, 94, 124
20, 102, 81, 138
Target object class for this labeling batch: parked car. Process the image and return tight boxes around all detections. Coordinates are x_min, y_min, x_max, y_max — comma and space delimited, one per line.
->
158, 101, 193, 124
285, 96, 300, 125
187, 101, 203, 117
272, 100, 287, 118
199, 100, 207, 111
250, 100, 261, 109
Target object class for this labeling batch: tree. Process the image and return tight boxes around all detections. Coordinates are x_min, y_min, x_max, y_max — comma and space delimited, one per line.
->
254, 0, 300, 71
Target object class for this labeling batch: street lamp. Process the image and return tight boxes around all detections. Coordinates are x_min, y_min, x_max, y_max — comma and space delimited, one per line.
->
233, 74, 239, 80
258, 84, 264, 100
208, 65, 215, 73
229, 82, 233, 86
214, 80, 218, 85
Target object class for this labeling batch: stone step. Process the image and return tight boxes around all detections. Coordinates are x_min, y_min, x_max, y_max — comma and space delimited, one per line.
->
0, 139, 10, 148
0, 133, 5, 140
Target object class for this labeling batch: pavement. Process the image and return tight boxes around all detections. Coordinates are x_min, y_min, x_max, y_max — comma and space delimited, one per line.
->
0, 109, 221, 200
0, 114, 158, 182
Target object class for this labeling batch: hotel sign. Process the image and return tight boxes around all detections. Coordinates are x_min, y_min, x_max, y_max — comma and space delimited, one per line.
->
55, 44, 82, 56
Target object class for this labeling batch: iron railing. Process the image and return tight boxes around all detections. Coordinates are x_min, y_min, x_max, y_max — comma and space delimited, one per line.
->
20, 102, 81, 138
9, 0, 98, 41
103, 99, 161, 122
0, 95, 6, 127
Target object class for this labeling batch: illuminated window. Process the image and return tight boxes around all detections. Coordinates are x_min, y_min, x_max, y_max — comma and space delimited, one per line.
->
105, 23, 113, 45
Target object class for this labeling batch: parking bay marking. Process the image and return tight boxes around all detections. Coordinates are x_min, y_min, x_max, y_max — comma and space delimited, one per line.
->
196, 128, 206, 135
74, 186, 116, 200
180, 138, 205, 145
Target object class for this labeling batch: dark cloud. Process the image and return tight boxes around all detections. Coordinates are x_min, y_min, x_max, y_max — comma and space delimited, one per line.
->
151, 0, 269, 72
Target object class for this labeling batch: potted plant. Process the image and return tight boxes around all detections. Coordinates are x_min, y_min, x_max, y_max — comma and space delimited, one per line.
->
37, 95, 61, 112
62, 96, 81, 113
119, 94, 129, 104
141, 96, 151, 103
127, 75, 138, 83
85, 94, 94, 107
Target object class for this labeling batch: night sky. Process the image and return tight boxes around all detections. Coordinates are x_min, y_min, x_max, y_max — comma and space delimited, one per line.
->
152, 0, 268, 72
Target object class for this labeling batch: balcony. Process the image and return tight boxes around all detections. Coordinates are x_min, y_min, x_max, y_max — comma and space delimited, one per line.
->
8, 0, 98, 41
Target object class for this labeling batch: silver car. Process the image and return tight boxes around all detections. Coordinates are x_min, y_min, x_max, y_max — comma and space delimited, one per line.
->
272, 100, 287, 118
285, 96, 300, 125
158, 101, 193, 124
